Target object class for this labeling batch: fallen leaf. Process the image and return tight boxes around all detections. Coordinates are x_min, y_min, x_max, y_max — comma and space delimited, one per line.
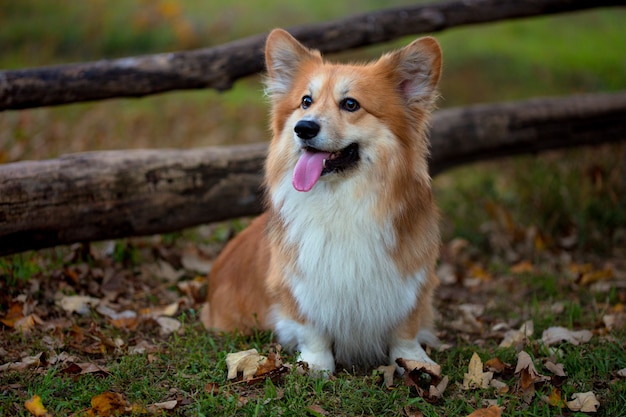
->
0, 352, 47, 372
499, 320, 533, 348
484, 357, 513, 375
429, 375, 449, 400
61, 362, 111, 377
544, 361, 566, 377
150, 400, 178, 410
541, 326, 592, 346
617, 368, 626, 378
511, 260, 534, 274
397, 358, 445, 401
376, 364, 396, 388
205, 382, 220, 395
25, 394, 50, 417
580, 267, 613, 286
566, 391, 600, 413
226, 349, 268, 380
89, 391, 128, 416
306, 404, 328, 416
181, 250, 213, 274
514, 351, 549, 403
463, 352, 493, 390
541, 387, 566, 408
156, 316, 181, 335
403, 405, 425, 417
489, 378, 509, 394
450, 304, 485, 334
465, 405, 503, 417
58, 295, 100, 315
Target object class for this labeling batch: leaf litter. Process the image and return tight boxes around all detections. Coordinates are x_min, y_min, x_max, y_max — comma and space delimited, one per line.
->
0, 221, 624, 415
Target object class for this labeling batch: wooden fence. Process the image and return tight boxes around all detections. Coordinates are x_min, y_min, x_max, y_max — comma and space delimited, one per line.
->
1, 0, 625, 256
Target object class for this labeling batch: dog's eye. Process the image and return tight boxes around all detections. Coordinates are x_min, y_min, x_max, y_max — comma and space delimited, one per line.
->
341, 98, 360, 112
301, 95, 313, 109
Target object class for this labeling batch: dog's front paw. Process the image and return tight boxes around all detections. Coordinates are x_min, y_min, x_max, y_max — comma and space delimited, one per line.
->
299, 348, 335, 377
390, 339, 436, 374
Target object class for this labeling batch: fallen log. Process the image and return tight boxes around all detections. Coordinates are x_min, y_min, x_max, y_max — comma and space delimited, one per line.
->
1, 0, 623, 110
1, 91, 625, 256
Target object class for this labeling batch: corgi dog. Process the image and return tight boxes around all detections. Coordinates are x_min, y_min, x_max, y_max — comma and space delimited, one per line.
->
207, 29, 442, 373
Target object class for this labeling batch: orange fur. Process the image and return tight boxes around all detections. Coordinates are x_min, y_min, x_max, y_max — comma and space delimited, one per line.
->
207, 29, 443, 372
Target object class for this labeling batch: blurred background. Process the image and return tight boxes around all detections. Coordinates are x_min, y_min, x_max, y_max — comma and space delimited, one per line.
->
0, 0, 625, 257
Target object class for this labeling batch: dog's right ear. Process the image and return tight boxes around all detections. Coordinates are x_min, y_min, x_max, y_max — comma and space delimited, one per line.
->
264, 29, 322, 99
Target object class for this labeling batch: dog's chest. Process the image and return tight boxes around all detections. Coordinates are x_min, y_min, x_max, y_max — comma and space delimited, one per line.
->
274, 178, 423, 344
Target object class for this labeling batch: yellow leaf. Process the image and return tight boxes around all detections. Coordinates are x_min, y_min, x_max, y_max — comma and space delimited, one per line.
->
580, 268, 614, 286
24, 394, 49, 417
463, 352, 493, 390
90, 391, 128, 416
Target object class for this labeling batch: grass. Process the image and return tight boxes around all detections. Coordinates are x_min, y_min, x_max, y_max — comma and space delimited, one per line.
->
1, 1, 625, 416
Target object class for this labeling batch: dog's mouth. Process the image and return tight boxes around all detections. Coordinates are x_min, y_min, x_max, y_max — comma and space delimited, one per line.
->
292, 143, 360, 192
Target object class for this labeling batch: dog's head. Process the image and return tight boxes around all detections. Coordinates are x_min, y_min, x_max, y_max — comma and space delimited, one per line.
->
264, 29, 442, 193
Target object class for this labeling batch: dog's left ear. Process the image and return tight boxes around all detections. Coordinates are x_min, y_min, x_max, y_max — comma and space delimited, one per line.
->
382, 37, 442, 107
264, 29, 322, 99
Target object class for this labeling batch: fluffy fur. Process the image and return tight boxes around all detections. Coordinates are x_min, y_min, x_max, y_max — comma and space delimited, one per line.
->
207, 29, 443, 373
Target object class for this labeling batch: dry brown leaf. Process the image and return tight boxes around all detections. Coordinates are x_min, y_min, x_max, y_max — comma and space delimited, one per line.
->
61, 362, 111, 376
376, 364, 396, 388
89, 391, 129, 416
307, 404, 328, 416
181, 249, 213, 274
24, 394, 50, 417
58, 295, 100, 315
462, 352, 493, 390
566, 391, 600, 413
450, 304, 485, 334
465, 405, 503, 417
580, 268, 613, 285
226, 349, 268, 380
541, 326, 592, 346
429, 375, 449, 400
156, 316, 181, 335
489, 378, 509, 394
397, 358, 445, 402
149, 400, 178, 410
403, 405, 425, 417
544, 361, 566, 377
541, 387, 566, 408
510, 260, 534, 274
0, 352, 46, 372
0, 301, 25, 328
514, 351, 549, 403
484, 357, 513, 375
499, 320, 533, 348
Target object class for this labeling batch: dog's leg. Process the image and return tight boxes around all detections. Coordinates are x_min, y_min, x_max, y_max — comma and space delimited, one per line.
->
389, 334, 435, 367
274, 315, 335, 374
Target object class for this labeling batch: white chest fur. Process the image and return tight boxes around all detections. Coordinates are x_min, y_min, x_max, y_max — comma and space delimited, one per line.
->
271, 175, 426, 366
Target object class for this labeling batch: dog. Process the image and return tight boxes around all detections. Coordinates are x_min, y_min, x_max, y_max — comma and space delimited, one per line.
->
207, 28, 442, 373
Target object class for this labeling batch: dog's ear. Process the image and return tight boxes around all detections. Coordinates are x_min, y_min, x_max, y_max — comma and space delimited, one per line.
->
264, 29, 322, 99
381, 37, 442, 108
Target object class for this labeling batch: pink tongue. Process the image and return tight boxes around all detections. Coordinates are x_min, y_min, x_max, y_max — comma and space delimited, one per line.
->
292, 150, 331, 192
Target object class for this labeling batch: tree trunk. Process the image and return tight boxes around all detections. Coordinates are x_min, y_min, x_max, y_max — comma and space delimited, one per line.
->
0, 91, 624, 256
1, 0, 622, 110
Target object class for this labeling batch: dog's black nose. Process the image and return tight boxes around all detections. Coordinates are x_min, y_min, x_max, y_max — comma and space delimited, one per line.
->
294, 120, 320, 140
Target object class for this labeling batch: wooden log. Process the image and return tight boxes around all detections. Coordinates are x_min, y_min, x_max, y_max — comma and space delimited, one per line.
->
0, 91, 625, 256
1, 0, 623, 110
